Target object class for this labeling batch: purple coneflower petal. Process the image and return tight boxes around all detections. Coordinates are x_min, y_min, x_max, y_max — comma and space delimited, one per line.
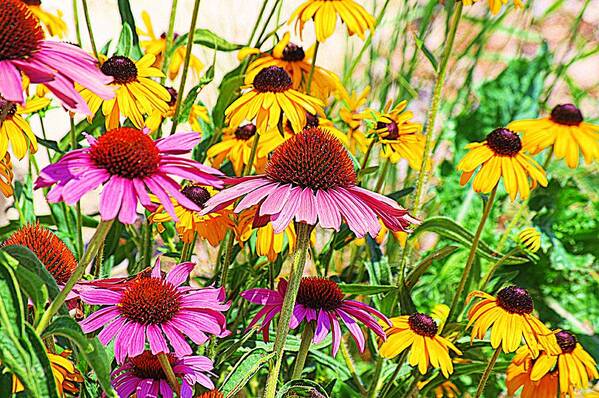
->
162, 323, 193, 357
165, 262, 194, 287
240, 288, 283, 305
159, 380, 174, 398
330, 313, 342, 356
155, 132, 200, 154
314, 190, 342, 230
295, 188, 318, 225
99, 176, 125, 221
0, 61, 25, 103
234, 182, 279, 213
119, 182, 139, 224
147, 324, 169, 355
271, 186, 303, 233
313, 310, 331, 344
337, 309, 365, 352
80, 306, 120, 333
289, 304, 307, 329
98, 317, 127, 345
259, 184, 293, 216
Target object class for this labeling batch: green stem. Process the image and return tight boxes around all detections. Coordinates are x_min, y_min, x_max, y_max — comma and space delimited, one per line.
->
306, 42, 320, 95
412, 2, 463, 217
158, 352, 180, 396
339, 339, 367, 395
180, 232, 197, 262
72, 0, 83, 46
254, 1, 280, 47
218, 231, 235, 286
402, 373, 423, 398
69, 116, 84, 259
360, 139, 376, 171
380, 351, 408, 398
243, 133, 261, 176
291, 322, 314, 379
143, 219, 153, 268
542, 146, 554, 170
263, 222, 312, 398
247, 0, 270, 46
80, 0, 99, 60
496, 204, 525, 253
367, 358, 384, 398
169, 0, 202, 135
475, 347, 501, 398
445, 185, 497, 326
161, 0, 180, 84
374, 159, 391, 193
35, 219, 114, 334
480, 248, 520, 291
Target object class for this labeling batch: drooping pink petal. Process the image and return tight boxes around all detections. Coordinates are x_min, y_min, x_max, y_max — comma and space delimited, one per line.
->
0, 61, 25, 103
240, 288, 283, 305
99, 176, 125, 221
165, 262, 194, 287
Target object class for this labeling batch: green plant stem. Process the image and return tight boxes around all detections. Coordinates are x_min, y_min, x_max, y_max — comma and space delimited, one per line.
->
480, 248, 521, 291
542, 146, 554, 170
161, 0, 180, 84
496, 204, 525, 253
339, 339, 367, 395
360, 139, 376, 171
72, 0, 82, 46
169, 0, 202, 135
475, 347, 501, 398
367, 358, 384, 398
36, 219, 114, 334
143, 220, 152, 268
247, 0, 270, 46
180, 232, 197, 262
158, 352, 180, 396
218, 231, 234, 286
374, 159, 391, 192
380, 351, 408, 398
291, 323, 314, 379
445, 185, 497, 326
306, 42, 320, 95
263, 222, 312, 398
254, 1, 280, 47
80, 0, 99, 59
69, 116, 84, 259
243, 133, 261, 176
402, 373, 423, 398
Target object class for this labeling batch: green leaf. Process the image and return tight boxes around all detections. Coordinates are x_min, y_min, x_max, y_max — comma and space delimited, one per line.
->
405, 245, 460, 289
412, 217, 527, 265
170, 29, 243, 55
213, 65, 245, 128
117, 0, 142, 59
339, 284, 393, 296
0, 253, 25, 336
178, 65, 215, 124
221, 347, 275, 398
0, 370, 11, 397
13, 175, 35, 225
43, 316, 116, 397
276, 379, 330, 398
115, 23, 133, 57
414, 36, 438, 71
22, 324, 60, 398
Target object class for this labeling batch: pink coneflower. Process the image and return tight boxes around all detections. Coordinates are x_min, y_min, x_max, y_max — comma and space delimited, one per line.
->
241, 277, 390, 356
34, 127, 223, 224
79, 260, 230, 362
202, 127, 418, 237
112, 350, 215, 398
0, 0, 113, 114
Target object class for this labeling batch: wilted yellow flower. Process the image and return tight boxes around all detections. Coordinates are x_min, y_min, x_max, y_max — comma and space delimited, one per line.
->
0, 153, 14, 197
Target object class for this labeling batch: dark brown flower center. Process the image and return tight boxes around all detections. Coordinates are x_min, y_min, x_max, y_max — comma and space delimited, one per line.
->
408, 313, 438, 337
550, 104, 583, 126
486, 128, 522, 157
286, 113, 319, 132
101, 56, 138, 84
556, 331, 577, 354
89, 127, 160, 179
0, 97, 17, 118
234, 124, 257, 141
129, 351, 175, 380
181, 185, 211, 208
265, 127, 357, 191
166, 87, 178, 107
253, 66, 292, 93
296, 277, 344, 311
119, 277, 181, 325
377, 121, 400, 140
496, 286, 533, 315
282, 43, 305, 62
0, 0, 44, 61
2, 224, 77, 285
21, 0, 42, 5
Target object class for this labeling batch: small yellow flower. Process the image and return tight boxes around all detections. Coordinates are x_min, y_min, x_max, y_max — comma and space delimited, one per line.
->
23, 1, 67, 38
338, 86, 371, 154
506, 347, 559, 398
0, 153, 14, 197
462, 0, 524, 15
508, 104, 599, 169
0, 95, 50, 159
79, 54, 171, 130
518, 227, 541, 253
457, 128, 547, 201
289, 0, 376, 43
13, 350, 83, 397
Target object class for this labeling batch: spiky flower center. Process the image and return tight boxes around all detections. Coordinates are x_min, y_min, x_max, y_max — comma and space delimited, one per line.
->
296, 277, 344, 311
198, 391, 224, 398
181, 185, 211, 209
101, 56, 138, 84
234, 124, 257, 141
377, 121, 400, 140
119, 277, 181, 325
265, 127, 357, 191
556, 331, 577, 354
129, 351, 175, 380
496, 286, 533, 315
486, 128, 522, 157
0, 0, 44, 61
166, 87, 178, 107
282, 43, 305, 62
408, 313, 438, 337
253, 66, 292, 93
0, 97, 17, 118
2, 224, 77, 285
550, 104, 583, 126
89, 127, 160, 179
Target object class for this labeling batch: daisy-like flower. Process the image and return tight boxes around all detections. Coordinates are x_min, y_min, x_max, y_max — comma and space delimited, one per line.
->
34, 127, 224, 225
207, 124, 285, 176
112, 350, 215, 398
149, 185, 233, 246
529, 331, 598, 396
0, 0, 113, 113
202, 127, 418, 238
466, 286, 560, 357
507, 347, 558, 398
0, 95, 50, 159
379, 313, 462, 377
0, 153, 14, 197
462, 0, 524, 15
289, 0, 376, 43
369, 100, 426, 170
13, 350, 83, 397
508, 104, 599, 168
20, 0, 67, 38
79, 260, 230, 362
242, 32, 341, 100
138, 11, 203, 81
457, 127, 548, 201
79, 54, 171, 130
242, 277, 389, 356
2, 224, 77, 285
225, 66, 324, 134
518, 227, 541, 253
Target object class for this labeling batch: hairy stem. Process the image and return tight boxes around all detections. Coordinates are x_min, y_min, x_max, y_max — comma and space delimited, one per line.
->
291, 323, 314, 379
475, 347, 501, 398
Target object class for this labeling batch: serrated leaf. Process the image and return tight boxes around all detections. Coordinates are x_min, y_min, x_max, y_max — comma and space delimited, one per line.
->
221, 347, 274, 398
